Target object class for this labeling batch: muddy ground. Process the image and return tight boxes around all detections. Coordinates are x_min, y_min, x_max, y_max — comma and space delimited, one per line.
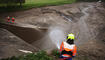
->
0, 2, 105, 60
0, 28, 37, 58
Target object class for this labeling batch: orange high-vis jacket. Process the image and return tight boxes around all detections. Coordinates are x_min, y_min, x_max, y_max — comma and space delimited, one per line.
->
60, 41, 77, 57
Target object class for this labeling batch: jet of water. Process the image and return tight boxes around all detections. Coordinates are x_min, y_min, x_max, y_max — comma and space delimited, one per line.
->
49, 27, 65, 49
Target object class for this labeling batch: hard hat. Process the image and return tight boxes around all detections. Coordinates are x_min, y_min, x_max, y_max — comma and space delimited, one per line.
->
67, 33, 75, 40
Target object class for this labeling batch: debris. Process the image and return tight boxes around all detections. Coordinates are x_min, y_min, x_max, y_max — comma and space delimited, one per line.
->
19, 49, 32, 53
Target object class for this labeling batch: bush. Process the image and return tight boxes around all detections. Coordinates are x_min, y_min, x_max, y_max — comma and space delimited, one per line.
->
1, 50, 53, 60
0, 0, 25, 3
51, 50, 60, 58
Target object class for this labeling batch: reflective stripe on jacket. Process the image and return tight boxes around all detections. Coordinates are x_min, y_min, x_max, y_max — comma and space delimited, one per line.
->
60, 41, 77, 57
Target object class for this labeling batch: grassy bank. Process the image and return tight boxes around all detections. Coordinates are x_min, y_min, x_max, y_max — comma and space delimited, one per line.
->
0, 0, 76, 12
24, 0, 76, 9
25, 0, 76, 6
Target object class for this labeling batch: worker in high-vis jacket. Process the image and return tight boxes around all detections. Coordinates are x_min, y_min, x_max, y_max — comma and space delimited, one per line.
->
60, 33, 77, 60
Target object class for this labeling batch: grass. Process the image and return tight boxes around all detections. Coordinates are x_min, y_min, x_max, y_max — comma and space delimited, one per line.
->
24, 0, 76, 8
25, 0, 76, 5
0, 0, 76, 12
0, 0, 105, 12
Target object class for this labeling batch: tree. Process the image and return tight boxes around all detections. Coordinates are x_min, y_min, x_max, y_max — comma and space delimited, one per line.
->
0, 0, 25, 7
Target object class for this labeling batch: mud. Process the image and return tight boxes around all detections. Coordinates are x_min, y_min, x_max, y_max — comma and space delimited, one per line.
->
0, 28, 37, 59
0, 23, 45, 43
0, 2, 105, 60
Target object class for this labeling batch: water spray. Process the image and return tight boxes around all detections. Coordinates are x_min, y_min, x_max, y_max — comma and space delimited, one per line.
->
48, 27, 65, 49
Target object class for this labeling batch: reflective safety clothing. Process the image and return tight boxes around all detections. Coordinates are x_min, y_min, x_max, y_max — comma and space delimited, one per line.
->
12, 17, 15, 23
60, 41, 77, 57
7, 16, 10, 22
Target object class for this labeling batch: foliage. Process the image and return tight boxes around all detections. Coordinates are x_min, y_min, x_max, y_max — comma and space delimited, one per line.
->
1, 50, 53, 60
0, 0, 105, 12
0, 0, 25, 3
51, 49, 60, 58
0, 0, 76, 12
76, 0, 105, 2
